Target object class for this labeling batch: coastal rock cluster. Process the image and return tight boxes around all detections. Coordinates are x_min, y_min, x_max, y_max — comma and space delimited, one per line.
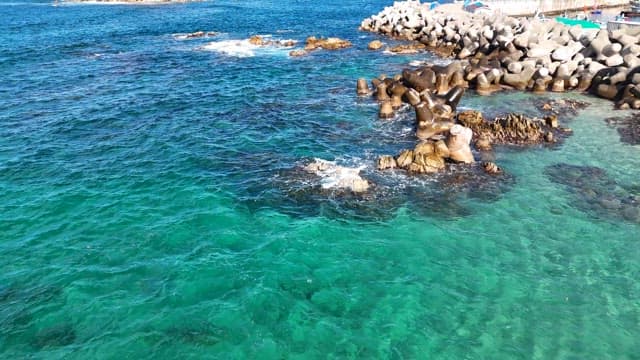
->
358, 61, 573, 178
360, 0, 640, 108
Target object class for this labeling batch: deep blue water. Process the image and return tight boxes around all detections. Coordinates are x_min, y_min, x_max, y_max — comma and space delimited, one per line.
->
1, 1, 640, 358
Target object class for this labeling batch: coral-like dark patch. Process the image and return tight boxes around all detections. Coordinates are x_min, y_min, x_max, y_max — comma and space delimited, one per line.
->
545, 163, 640, 223
32, 323, 76, 349
164, 321, 223, 346
533, 98, 591, 118
605, 113, 640, 145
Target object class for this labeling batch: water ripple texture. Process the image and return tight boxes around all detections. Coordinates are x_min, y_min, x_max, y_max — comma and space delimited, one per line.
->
1, 1, 639, 359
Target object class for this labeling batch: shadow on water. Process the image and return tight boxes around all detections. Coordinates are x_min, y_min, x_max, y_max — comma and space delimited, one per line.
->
545, 163, 640, 223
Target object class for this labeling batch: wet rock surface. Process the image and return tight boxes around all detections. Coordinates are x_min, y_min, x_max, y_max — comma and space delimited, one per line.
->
604, 113, 640, 145
545, 163, 640, 223
457, 111, 572, 146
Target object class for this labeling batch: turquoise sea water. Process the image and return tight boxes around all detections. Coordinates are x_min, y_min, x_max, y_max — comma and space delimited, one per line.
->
1, 1, 640, 358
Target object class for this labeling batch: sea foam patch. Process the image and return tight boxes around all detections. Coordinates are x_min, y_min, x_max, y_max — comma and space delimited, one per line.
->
201, 39, 258, 58
200, 37, 296, 58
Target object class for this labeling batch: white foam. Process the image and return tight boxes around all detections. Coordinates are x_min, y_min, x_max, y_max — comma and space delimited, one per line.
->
304, 159, 369, 192
200, 39, 257, 58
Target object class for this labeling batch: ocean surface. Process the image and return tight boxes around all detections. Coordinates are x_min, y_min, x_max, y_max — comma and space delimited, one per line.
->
1, 1, 640, 358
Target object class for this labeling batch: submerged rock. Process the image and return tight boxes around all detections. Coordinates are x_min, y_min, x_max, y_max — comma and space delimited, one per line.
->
534, 98, 591, 118
33, 323, 76, 349
604, 113, 640, 145
545, 163, 640, 223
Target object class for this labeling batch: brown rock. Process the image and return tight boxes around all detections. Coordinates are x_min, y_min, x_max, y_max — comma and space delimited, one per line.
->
368, 40, 384, 50
545, 131, 554, 142
305, 36, 352, 51
457, 110, 483, 127
434, 140, 450, 158
483, 162, 502, 174
396, 150, 414, 169
475, 136, 492, 151
377, 155, 397, 170
414, 141, 435, 156
289, 50, 307, 57
249, 35, 265, 46
545, 114, 558, 128
389, 42, 426, 54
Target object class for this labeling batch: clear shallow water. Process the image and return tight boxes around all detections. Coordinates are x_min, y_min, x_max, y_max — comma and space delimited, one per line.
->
1, 1, 640, 359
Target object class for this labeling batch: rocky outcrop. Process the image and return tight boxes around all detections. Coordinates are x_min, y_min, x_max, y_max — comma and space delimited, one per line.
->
377, 124, 474, 175
304, 36, 352, 51
457, 110, 572, 146
360, 1, 640, 108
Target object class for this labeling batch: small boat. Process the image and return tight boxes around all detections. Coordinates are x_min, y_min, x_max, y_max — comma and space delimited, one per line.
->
462, 0, 491, 14
555, 16, 602, 29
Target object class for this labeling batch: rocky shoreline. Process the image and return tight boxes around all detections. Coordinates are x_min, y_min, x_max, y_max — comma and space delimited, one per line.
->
360, 0, 640, 109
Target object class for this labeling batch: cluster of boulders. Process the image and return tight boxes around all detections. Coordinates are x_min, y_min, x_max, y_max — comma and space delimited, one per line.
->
376, 125, 502, 175
360, 0, 640, 109
358, 60, 576, 178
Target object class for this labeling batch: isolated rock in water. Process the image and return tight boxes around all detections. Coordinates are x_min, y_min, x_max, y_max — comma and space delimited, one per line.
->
304, 159, 370, 192
368, 40, 384, 50
605, 113, 640, 145
304, 36, 352, 51
289, 50, 307, 57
